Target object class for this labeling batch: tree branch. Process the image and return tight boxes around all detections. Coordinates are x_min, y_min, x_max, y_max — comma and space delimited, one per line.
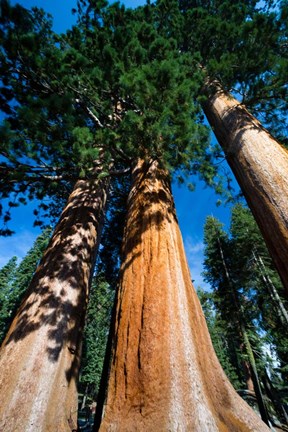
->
109, 167, 131, 176
75, 99, 104, 127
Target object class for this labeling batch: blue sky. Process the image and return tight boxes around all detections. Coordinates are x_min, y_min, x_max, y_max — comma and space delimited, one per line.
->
1, 0, 238, 288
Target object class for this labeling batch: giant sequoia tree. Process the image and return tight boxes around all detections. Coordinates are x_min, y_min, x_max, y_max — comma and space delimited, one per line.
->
95, 3, 288, 428
0, 6, 114, 430
96, 159, 268, 431
176, 0, 288, 294
202, 82, 288, 297
0, 2, 215, 431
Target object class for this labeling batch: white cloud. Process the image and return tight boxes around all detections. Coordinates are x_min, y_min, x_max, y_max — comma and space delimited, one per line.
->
183, 236, 209, 290
185, 238, 204, 255
0, 230, 38, 268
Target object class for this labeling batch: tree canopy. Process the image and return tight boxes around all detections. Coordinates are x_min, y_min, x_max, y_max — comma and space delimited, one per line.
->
0, 0, 224, 234
1, 0, 287, 231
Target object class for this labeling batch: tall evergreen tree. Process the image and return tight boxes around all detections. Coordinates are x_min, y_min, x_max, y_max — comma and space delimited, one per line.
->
0, 227, 52, 345
0, 2, 216, 430
96, 159, 268, 431
197, 287, 241, 390
176, 0, 288, 294
202, 83, 288, 297
0, 256, 18, 343
203, 215, 271, 425
203, 206, 288, 426
80, 273, 115, 401
0, 8, 118, 429
230, 204, 288, 399
0, 174, 110, 432
1, 0, 286, 430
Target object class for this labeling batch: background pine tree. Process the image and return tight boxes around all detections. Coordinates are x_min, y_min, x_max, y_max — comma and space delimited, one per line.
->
0, 227, 52, 345
0, 256, 18, 343
202, 206, 288, 425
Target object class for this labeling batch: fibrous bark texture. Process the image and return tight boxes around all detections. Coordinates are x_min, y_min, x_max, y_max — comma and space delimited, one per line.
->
98, 159, 268, 431
202, 84, 288, 297
0, 177, 109, 432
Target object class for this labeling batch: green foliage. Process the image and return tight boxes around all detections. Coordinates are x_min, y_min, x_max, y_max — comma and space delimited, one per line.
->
203, 216, 253, 389
79, 273, 115, 398
177, 0, 288, 142
197, 288, 241, 389
0, 227, 52, 345
97, 175, 130, 287
1, 0, 286, 234
229, 204, 288, 387
203, 205, 288, 419
0, 3, 77, 227
1, 0, 228, 232
79, 174, 129, 399
0, 256, 18, 343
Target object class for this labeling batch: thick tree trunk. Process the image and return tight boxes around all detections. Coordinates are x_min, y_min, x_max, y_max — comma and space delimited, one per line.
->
0, 176, 109, 432
202, 83, 288, 297
97, 159, 268, 431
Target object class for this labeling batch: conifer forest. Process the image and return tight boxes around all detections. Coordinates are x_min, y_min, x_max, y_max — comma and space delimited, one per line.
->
0, 0, 287, 430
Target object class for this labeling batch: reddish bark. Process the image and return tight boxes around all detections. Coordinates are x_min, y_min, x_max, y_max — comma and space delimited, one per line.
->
0, 177, 109, 432
242, 360, 255, 393
202, 83, 288, 297
98, 159, 268, 431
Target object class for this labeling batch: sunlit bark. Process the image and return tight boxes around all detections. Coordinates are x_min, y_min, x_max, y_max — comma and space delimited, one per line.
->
97, 158, 268, 431
202, 83, 288, 297
0, 177, 109, 432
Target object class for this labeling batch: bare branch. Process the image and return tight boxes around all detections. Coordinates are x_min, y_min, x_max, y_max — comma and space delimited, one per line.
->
109, 167, 131, 176
75, 99, 104, 127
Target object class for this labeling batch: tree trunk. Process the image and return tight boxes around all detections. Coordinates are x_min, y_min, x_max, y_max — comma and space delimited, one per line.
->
97, 158, 268, 431
252, 250, 288, 326
0, 176, 109, 432
242, 359, 255, 393
263, 370, 288, 425
202, 82, 288, 297
81, 384, 89, 411
242, 328, 270, 426
216, 235, 270, 426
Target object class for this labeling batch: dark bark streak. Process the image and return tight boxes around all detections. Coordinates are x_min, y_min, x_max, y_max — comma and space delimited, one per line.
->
202, 83, 288, 298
